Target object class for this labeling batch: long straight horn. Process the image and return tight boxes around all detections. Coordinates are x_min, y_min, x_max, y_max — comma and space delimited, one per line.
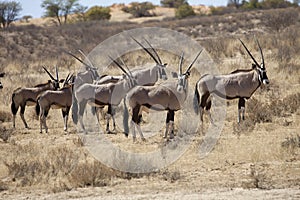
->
119, 56, 133, 78
185, 49, 203, 74
63, 73, 70, 86
143, 38, 162, 64
179, 52, 184, 75
239, 39, 260, 67
55, 66, 59, 81
78, 49, 97, 70
108, 56, 130, 77
254, 36, 264, 68
43, 66, 55, 81
130, 36, 160, 64
64, 50, 92, 69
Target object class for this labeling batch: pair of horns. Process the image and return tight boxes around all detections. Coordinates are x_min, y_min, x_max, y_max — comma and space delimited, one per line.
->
131, 36, 163, 65
179, 49, 203, 75
64, 50, 97, 70
63, 73, 74, 85
108, 55, 133, 80
239, 37, 265, 68
43, 66, 59, 81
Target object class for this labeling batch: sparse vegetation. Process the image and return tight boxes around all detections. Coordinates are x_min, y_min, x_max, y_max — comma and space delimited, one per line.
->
85, 6, 111, 21
0, 0, 22, 28
0, 5, 299, 198
175, 4, 195, 19
160, 0, 187, 8
41, 0, 84, 25
122, 2, 155, 18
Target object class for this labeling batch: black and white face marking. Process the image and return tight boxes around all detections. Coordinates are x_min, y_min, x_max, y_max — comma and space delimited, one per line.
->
157, 63, 167, 80
0, 82, 2, 89
177, 74, 188, 93
257, 64, 269, 85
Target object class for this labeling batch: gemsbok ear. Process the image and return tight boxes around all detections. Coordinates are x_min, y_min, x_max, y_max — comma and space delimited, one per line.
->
59, 79, 65, 83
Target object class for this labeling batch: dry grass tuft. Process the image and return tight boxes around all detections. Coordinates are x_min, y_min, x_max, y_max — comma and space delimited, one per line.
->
0, 110, 12, 122
0, 126, 13, 142
2, 142, 119, 191
281, 134, 300, 152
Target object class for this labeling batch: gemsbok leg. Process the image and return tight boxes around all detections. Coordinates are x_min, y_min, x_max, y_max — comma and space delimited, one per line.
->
238, 98, 246, 123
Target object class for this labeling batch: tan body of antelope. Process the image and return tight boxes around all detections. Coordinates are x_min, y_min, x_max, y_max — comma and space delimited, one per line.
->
11, 67, 62, 128
124, 50, 202, 141
193, 38, 269, 123
37, 74, 74, 133
72, 57, 136, 133
0, 72, 5, 89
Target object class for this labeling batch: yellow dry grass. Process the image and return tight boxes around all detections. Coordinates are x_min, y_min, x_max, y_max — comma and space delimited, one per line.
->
0, 7, 300, 199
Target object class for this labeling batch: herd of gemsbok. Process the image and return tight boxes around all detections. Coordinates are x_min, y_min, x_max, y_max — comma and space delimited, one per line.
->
5, 36, 269, 141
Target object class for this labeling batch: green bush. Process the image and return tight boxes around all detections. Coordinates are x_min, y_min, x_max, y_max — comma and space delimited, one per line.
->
160, 0, 188, 8
85, 6, 111, 21
175, 4, 195, 19
122, 2, 155, 18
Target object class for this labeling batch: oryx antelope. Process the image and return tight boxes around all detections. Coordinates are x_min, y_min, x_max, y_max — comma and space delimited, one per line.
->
11, 67, 62, 128
124, 50, 202, 141
129, 37, 168, 86
37, 74, 74, 133
72, 57, 136, 133
0, 72, 5, 89
193, 38, 269, 123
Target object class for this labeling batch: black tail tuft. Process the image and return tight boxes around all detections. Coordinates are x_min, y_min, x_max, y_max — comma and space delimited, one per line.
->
35, 97, 40, 116
193, 83, 200, 115
11, 93, 18, 115
123, 98, 129, 137
72, 93, 78, 124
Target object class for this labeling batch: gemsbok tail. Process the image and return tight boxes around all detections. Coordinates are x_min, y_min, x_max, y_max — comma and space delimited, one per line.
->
35, 97, 40, 116
122, 98, 129, 137
11, 93, 18, 115
72, 93, 78, 124
193, 83, 200, 115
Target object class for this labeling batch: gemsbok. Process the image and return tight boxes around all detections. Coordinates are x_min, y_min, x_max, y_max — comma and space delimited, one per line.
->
0, 72, 5, 89
72, 57, 136, 134
193, 38, 269, 123
124, 50, 202, 141
129, 37, 168, 86
11, 67, 62, 128
37, 74, 74, 133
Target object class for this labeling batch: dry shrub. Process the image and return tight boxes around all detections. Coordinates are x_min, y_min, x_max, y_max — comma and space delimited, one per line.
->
3, 143, 118, 191
281, 134, 300, 150
0, 110, 12, 122
68, 160, 114, 188
269, 93, 300, 117
0, 126, 13, 142
247, 98, 272, 124
161, 169, 180, 183
263, 8, 299, 32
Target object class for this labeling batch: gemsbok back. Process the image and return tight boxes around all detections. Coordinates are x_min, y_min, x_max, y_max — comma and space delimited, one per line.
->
72, 57, 136, 134
11, 67, 62, 128
37, 74, 74, 133
193, 38, 269, 123
124, 50, 202, 141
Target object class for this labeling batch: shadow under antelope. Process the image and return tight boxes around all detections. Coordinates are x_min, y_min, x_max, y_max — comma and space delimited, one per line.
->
193, 38, 269, 124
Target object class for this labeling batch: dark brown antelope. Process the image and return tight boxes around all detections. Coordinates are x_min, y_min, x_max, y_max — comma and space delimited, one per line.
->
11, 67, 62, 128
37, 74, 74, 133
124, 50, 202, 141
193, 38, 269, 123
72, 57, 136, 134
